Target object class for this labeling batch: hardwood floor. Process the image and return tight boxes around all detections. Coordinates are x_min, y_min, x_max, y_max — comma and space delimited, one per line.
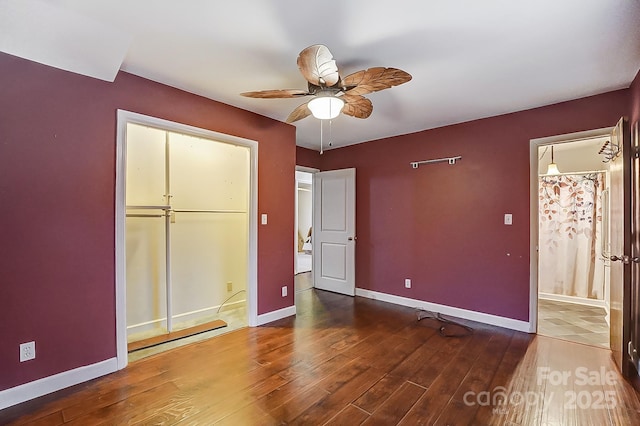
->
295, 271, 313, 293
2, 286, 640, 425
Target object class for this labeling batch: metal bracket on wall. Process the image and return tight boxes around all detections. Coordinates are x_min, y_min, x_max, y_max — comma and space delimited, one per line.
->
410, 156, 462, 169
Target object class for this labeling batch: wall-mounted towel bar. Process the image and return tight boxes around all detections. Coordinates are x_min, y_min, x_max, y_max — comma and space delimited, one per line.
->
410, 156, 462, 169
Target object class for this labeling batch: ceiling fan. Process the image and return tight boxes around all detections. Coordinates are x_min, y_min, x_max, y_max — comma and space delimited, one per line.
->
241, 44, 412, 123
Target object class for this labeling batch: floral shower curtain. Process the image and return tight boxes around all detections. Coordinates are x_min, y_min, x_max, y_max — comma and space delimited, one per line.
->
538, 172, 605, 299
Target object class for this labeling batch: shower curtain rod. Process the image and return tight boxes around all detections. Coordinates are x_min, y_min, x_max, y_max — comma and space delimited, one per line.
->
539, 169, 607, 177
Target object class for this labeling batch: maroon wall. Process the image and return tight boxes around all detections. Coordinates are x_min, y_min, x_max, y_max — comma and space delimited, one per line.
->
296, 146, 322, 169
319, 90, 630, 322
631, 69, 640, 127
0, 53, 295, 391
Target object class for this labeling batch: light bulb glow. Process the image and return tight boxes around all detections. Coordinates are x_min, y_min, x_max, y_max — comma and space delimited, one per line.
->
546, 162, 560, 175
308, 96, 344, 120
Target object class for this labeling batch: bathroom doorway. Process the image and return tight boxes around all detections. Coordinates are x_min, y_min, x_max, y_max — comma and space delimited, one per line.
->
535, 135, 611, 348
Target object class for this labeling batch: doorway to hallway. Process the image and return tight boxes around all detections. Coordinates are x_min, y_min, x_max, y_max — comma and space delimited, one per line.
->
295, 170, 314, 277
295, 168, 315, 294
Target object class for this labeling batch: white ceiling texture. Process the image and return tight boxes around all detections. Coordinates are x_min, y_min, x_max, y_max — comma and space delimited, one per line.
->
2, 0, 640, 151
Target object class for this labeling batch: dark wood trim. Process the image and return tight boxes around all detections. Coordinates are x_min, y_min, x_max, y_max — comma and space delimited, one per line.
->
630, 361, 640, 395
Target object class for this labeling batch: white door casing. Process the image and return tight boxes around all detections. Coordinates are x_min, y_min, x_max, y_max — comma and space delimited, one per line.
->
313, 168, 356, 296
294, 168, 317, 275
529, 126, 615, 333
115, 110, 259, 369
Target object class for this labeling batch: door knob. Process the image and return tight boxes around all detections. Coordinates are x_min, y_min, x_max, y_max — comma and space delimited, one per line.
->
610, 255, 640, 264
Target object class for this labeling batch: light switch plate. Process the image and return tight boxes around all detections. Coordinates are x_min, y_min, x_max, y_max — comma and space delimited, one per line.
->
504, 213, 513, 225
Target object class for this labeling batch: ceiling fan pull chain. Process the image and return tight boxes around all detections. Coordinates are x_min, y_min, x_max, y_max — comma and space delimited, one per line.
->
329, 119, 333, 148
320, 119, 324, 155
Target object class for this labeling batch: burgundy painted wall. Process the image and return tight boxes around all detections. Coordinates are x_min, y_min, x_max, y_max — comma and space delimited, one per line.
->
296, 146, 322, 169
0, 52, 295, 391
319, 90, 630, 322
631, 69, 640, 127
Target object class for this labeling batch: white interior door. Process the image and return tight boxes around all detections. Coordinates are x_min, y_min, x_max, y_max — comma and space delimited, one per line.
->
313, 168, 356, 295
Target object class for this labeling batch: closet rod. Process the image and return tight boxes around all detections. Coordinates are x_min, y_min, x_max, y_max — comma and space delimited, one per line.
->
126, 205, 171, 210
173, 209, 246, 214
410, 156, 462, 169
126, 206, 245, 214
126, 214, 164, 218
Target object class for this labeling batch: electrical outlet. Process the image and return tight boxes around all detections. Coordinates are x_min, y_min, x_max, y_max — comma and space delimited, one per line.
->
20, 341, 35, 362
405, 279, 411, 289
226, 281, 233, 292
282, 286, 288, 297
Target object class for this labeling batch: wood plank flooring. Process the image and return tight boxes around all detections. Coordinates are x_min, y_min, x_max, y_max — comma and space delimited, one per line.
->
2, 285, 640, 425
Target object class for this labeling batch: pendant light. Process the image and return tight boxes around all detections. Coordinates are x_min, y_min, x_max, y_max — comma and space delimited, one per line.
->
546, 145, 560, 175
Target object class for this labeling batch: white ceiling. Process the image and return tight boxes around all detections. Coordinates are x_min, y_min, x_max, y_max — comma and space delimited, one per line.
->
2, 0, 640, 151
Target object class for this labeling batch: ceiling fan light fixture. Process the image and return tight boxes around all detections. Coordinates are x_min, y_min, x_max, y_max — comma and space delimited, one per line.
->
308, 96, 344, 120
240, 44, 411, 124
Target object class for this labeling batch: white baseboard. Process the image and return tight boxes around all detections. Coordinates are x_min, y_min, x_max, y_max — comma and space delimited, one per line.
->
355, 288, 531, 333
0, 357, 118, 410
538, 292, 606, 308
256, 305, 296, 326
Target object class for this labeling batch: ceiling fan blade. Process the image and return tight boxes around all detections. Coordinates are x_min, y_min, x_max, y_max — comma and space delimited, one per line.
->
342, 67, 412, 96
341, 94, 373, 119
241, 89, 310, 99
297, 45, 340, 87
286, 102, 312, 123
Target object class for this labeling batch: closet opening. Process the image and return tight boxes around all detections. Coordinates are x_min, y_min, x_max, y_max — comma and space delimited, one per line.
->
115, 111, 258, 368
